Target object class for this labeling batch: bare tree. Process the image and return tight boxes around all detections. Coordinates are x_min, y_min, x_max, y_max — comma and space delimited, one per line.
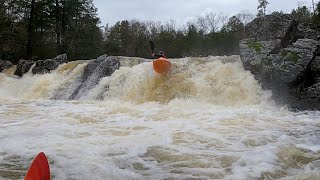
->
146, 21, 162, 38
196, 15, 209, 33
312, 0, 315, 14
236, 11, 255, 26
196, 12, 227, 33
165, 20, 176, 32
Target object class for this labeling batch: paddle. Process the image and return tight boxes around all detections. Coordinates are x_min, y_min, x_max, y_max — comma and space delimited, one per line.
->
25, 152, 50, 180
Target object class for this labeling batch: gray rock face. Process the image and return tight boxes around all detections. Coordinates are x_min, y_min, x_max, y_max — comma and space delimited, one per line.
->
69, 55, 120, 100
274, 39, 319, 83
245, 14, 293, 41
240, 14, 320, 110
32, 54, 68, 74
297, 83, 320, 110
14, 59, 35, 77
240, 39, 281, 76
297, 23, 320, 41
14, 54, 68, 77
310, 56, 320, 77
0, 60, 13, 72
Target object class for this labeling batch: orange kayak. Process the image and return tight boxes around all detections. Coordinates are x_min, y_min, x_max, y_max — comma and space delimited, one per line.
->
153, 58, 171, 74
25, 152, 50, 180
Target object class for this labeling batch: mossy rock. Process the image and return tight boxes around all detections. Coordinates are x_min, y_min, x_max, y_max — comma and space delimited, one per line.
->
280, 51, 288, 57
280, 50, 300, 64
245, 39, 263, 53
287, 52, 300, 63
261, 57, 272, 66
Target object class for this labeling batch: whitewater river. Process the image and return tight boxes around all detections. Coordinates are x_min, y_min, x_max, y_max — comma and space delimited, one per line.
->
0, 56, 320, 180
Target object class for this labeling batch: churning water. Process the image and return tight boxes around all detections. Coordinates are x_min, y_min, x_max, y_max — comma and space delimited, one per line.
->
0, 56, 319, 180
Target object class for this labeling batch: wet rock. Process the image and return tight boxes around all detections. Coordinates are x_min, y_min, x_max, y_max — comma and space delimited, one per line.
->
310, 56, 320, 77
295, 83, 320, 110
14, 54, 68, 77
0, 60, 13, 72
32, 54, 68, 74
69, 55, 120, 100
240, 13, 320, 110
273, 39, 319, 83
239, 39, 281, 75
14, 59, 34, 77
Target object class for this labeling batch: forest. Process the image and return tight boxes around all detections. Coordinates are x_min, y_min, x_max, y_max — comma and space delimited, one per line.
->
1, 0, 320, 63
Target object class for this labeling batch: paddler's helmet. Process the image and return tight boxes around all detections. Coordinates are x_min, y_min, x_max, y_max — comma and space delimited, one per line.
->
155, 51, 166, 58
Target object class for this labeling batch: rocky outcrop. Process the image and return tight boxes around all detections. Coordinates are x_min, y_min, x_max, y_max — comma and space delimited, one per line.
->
244, 14, 293, 41
240, 14, 320, 110
0, 60, 13, 72
14, 59, 35, 77
32, 54, 68, 74
69, 55, 120, 100
14, 54, 68, 77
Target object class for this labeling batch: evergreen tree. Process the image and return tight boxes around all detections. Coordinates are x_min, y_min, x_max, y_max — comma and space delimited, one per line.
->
291, 6, 312, 23
313, 2, 320, 24
222, 16, 244, 33
0, 0, 103, 62
257, 0, 269, 17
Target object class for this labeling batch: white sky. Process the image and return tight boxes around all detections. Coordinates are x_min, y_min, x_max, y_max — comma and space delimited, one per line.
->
93, 0, 317, 27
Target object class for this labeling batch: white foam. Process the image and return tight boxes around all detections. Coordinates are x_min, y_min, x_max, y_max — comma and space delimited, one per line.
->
0, 99, 319, 179
0, 56, 319, 179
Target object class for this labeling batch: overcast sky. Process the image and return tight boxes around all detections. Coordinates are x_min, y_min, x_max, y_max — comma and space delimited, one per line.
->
93, 0, 316, 27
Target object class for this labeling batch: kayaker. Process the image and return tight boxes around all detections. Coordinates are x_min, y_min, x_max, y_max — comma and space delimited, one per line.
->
152, 51, 166, 59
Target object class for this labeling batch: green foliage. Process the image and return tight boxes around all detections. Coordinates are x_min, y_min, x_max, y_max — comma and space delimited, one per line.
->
312, 2, 320, 24
245, 39, 263, 53
271, 11, 285, 16
256, 10, 263, 18
261, 57, 272, 66
5, 1, 320, 63
104, 20, 149, 57
281, 50, 300, 63
103, 18, 242, 58
102, 10, 251, 58
0, 0, 103, 62
287, 52, 300, 63
222, 16, 244, 33
0, 2, 261, 61
1, 0, 256, 61
280, 51, 288, 57
291, 6, 312, 23
257, 0, 269, 17
257, 0, 269, 10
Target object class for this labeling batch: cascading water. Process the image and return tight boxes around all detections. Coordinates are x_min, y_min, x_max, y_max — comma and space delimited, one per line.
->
0, 56, 319, 180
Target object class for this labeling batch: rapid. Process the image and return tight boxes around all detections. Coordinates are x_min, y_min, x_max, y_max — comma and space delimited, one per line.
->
0, 56, 319, 180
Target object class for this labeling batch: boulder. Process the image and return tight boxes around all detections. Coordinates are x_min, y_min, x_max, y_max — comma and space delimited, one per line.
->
69, 55, 120, 100
295, 83, 320, 110
32, 54, 68, 74
0, 60, 13, 72
14, 59, 34, 77
244, 14, 293, 41
14, 54, 68, 77
240, 13, 320, 110
273, 39, 319, 84
239, 39, 280, 76
297, 23, 320, 41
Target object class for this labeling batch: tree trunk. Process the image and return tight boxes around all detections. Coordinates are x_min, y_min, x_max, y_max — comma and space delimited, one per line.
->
61, 0, 66, 53
312, 0, 316, 15
26, 0, 35, 59
55, 0, 61, 54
